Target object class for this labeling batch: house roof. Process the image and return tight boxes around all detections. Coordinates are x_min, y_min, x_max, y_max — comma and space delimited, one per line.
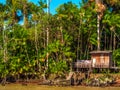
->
90, 50, 112, 54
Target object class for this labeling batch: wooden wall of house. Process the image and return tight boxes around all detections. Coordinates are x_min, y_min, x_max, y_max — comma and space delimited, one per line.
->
91, 53, 112, 68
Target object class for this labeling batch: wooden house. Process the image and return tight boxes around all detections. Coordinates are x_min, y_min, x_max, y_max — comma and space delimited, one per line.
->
73, 51, 113, 71
90, 51, 112, 68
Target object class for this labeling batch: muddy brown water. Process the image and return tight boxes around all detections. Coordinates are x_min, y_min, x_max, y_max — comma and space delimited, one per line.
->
0, 84, 120, 90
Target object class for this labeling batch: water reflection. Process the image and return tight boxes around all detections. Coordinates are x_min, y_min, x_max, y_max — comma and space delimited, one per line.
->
0, 84, 120, 90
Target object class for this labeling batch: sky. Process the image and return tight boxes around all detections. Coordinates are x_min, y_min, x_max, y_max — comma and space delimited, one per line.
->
0, 0, 81, 14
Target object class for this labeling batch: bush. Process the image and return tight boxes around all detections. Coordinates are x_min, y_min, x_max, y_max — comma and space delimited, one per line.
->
113, 49, 120, 67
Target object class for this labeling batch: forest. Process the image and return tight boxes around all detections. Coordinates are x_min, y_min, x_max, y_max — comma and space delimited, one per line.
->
0, 0, 120, 82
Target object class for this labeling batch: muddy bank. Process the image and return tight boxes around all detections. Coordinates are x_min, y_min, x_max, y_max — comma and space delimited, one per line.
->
37, 73, 120, 87
1, 73, 120, 87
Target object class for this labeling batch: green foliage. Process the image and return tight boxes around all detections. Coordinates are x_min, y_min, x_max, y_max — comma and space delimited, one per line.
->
113, 49, 120, 66
0, 0, 120, 81
48, 59, 69, 75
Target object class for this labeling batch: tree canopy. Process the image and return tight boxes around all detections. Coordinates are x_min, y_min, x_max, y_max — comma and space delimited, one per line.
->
0, 0, 120, 81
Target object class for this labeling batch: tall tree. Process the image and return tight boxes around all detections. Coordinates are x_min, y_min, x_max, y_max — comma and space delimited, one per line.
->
6, 0, 20, 24
95, 0, 106, 50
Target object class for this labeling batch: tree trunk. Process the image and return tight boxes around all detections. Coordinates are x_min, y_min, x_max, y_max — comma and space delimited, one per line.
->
46, 0, 50, 69
104, 31, 107, 50
110, 31, 113, 50
23, 2, 28, 29
113, 34, 116, 50
2, 24, 8, 85
97, 13, 100, 50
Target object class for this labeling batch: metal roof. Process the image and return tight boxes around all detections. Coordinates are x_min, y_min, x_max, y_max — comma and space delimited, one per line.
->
90, 50, 112, 54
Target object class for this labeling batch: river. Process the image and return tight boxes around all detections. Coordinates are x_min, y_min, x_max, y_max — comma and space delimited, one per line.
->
0, 84, 120, 90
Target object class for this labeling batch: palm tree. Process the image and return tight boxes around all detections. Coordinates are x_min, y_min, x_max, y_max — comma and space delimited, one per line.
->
46, 0, 50, 69
0, 3, 8, 85
95, 0, 106, 50
19, 0, 32, 28
5, 0, 21, 24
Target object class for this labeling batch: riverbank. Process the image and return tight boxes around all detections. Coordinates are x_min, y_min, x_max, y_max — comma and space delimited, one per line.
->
84, 73, 120, 87
1, 73, 120, 87
111, 79, 120, 87
6, 76, 120, 87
